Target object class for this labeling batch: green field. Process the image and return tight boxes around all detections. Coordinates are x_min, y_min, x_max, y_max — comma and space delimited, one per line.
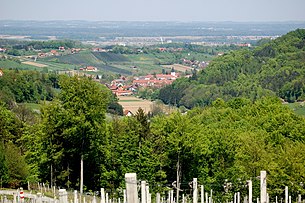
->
0, 59, 38, 70
4, 49, 213, 76
285, 102, 305, 116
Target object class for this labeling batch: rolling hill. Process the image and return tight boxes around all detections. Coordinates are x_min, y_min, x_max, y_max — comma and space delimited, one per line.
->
157, 29, 305, 108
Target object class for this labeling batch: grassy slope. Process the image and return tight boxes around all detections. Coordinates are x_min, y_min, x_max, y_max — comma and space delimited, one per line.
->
285, 103, 305, 116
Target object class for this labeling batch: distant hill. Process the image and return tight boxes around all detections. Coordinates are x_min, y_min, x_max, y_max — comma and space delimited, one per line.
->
158, 29, 305, 108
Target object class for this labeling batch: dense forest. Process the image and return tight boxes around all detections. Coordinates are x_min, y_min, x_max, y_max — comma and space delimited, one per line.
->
1, 29, 305, 201
1, 74, 305, 201
158, 29, 305, 108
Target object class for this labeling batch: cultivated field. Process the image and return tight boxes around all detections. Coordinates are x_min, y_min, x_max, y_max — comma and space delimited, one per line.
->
118, 96, 153, 114
22, 61, 48, 68
162, 63, 193, 72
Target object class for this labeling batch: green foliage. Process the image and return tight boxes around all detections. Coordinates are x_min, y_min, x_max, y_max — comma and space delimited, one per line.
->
40, 75, 110, 189
158, 29, 305, 107
0, 69, 58, 104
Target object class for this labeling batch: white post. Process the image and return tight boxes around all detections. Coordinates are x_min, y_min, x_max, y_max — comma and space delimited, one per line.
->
106, 193, 109, 203
123, 190, 127, 203
80, 156, 84, 194
59, 189, 68, 203
210, 190, 212, 203
101, 188, 105, 203
147, 194, 151, 203
237, 192, 240, 203
267, 193, 269, 203
260, 171, 267, 203
125, 173, 138, 203
141, 181, 146, 203
249, 180, 252, 203
156, 193, 161, 203
193, 178, 198, 203
285, 187, 288, 203
74, 190, 78, 203
201, 186, 204, 203
234, 193, 237, 203
168, 191, 171, 203
298, 195, 302, 203
182, 194, 185, 203
170, 190, 174, 203
205, 193, 208, 203
276, 196, 278, 203
146, 186, 150, 203
289, 196, 291, 203
257, 198, 259, 203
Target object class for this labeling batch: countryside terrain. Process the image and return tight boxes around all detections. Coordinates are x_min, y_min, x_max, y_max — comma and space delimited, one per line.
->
1, 27, 305, 203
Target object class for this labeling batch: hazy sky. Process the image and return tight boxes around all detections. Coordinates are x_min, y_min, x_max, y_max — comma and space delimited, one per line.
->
1, 0, 305, 22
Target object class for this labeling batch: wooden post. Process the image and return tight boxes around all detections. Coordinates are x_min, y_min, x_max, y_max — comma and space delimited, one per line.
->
141, 181, 146, 203
101, 188, 106, 203
285, 187, 288, 203
193, 178, 198, 203
125, 173, 138, 203
260, 171, 267, 203
249, 180, 252, 203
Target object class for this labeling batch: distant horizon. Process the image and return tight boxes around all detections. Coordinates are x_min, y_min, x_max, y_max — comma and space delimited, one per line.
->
2, 0, 305, 22
1, 19, 305, 23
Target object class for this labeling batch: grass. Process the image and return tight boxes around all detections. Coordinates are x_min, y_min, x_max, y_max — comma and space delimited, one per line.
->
22, 103, 42, 111
285, 102, 305, 116
0, 59, 38, 70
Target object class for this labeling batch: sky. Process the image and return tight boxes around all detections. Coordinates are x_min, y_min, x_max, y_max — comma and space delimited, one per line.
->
1, 0, 305, 22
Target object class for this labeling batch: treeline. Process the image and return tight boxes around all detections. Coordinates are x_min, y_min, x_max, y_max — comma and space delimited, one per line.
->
0, 69, 123, 114
0, 69, 58, 106
0, 39, 84, 53
1, 75, 305, 201
157, 29, 305, 108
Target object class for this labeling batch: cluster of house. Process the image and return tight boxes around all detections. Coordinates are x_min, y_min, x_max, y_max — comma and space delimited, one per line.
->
107, 71, 180, 96
157, 47, 183, 52
181, 58, 209, 68
0, 48, 7, 52
79, 66, 98, 72
38, 47, 81, 58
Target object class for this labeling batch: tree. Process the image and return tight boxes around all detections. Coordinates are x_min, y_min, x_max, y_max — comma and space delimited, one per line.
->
41, 75, 110, 190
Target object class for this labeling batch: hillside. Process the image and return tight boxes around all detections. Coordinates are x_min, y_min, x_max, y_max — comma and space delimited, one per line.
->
158, 29, 305, 108
42, 52, 132, 75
